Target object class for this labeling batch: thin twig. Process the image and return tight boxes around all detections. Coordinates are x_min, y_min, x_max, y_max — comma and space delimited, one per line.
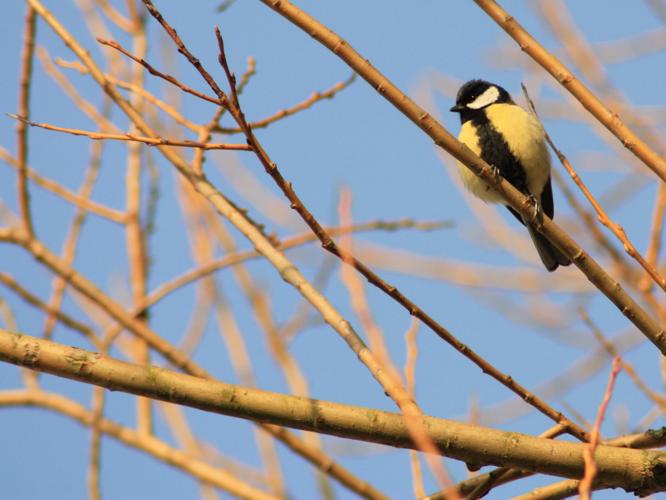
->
579, 357, 622, 499
97, 38, 222, 105
579, 308, 666, 410
0, 147, 127, 224
42, 114, 108, 342
641, 183, 666, 292
56, 57, 201, 132
338, 188, 457, 496
88, 385, 105, 500
0, 271, 99, 346
8, 115, 251, 150
404, 319, 426, 499
214, 73, 357, 133
0, 389, 276, 499
236, 56, 256, 95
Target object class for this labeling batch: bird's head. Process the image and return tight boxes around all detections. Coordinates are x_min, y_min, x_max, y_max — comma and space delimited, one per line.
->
450, 80, 512, 118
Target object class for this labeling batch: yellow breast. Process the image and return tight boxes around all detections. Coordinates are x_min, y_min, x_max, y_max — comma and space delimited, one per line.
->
455, 103, 551, 203
456, 121, 504, 203
485, 104, 551, 197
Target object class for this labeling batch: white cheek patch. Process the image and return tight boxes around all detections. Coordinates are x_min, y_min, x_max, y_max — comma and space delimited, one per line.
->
467, 86, 500, 109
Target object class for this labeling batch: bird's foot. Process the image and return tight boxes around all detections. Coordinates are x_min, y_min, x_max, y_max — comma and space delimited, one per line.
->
528, 194, 542, 224
490, 164, 501, 180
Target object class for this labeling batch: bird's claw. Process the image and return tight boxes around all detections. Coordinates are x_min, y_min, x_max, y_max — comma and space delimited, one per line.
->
528, 194, 541, 223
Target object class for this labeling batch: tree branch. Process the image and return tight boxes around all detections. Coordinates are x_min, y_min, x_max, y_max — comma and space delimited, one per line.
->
1, 329, 665, 496
256, 0, 666, 357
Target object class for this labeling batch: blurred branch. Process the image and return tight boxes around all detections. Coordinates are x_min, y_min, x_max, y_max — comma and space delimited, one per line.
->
0, 146, 127, 223
0, 225, 382, 499
0, 272, 99, 345
642, 184, 666, 291
0, 389, 276, 499
41, 113, 108, 344
579, 309, 666, 410
16, 4, 37, 237
144, 218, 451, 317
579, 357, 622, 499
338, 188, 456, 495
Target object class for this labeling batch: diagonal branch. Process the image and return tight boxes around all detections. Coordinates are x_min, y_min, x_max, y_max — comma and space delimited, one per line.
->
256, 0, 666, 359
0, 389, 277, 500
474, 0, 666, 183
135, 0, 587, 443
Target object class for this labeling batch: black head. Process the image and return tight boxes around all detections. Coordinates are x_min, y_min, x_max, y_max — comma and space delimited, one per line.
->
450, 79, 512, 122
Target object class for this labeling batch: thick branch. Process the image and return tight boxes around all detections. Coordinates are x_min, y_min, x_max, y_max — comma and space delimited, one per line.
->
1, 329, 666, 496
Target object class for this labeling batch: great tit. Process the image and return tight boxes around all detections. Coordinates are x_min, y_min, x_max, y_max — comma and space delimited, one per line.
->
450, 79, 571, 272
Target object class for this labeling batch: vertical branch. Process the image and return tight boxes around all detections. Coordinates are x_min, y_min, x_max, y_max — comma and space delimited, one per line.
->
404, 319, 425, 500
141, 151, 160, 241
200, 205, 340, 498
124, 4, 152, 435
158, 402, 259, 498
88, 385, 105, 500
175, 180, 287, 498
16, 5, 38, 380
42, 115, 108, 341
337, 188, 457, 496
16, 5, 37, 237
192, 107, 225, 175
0, 299, 38, 390
338, 189, 401, 384
641, 184, 666, 292
579, 357, 622, 499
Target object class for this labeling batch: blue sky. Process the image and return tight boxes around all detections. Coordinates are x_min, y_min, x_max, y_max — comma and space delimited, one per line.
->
1, 1, 665, 499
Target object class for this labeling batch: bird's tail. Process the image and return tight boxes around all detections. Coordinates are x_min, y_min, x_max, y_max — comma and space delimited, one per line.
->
526, 224, 572, 272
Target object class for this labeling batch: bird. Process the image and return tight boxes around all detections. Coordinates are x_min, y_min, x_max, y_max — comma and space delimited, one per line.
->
449, 79, 571, 272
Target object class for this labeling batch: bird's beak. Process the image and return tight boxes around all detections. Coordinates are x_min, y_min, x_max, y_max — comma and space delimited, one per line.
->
449, 104, 464, 113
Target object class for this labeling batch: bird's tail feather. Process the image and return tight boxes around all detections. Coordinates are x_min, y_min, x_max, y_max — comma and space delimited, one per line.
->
526, 224, 572, 272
